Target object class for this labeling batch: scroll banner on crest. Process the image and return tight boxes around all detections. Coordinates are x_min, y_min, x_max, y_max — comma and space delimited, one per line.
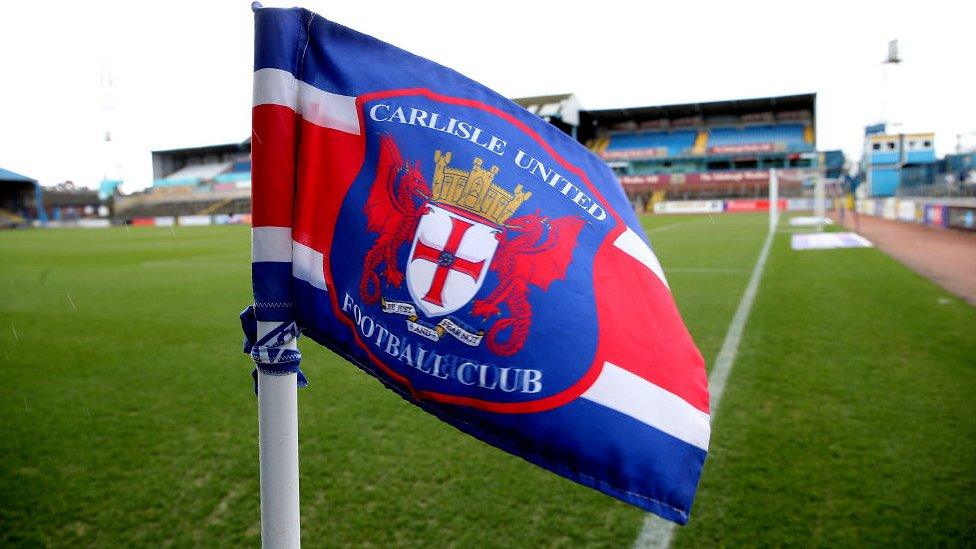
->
382, 298, 485, 346
246, 4, 710, 524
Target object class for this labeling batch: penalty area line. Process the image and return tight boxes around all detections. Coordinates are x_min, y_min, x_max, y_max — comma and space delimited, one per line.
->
633, 228, 776, 549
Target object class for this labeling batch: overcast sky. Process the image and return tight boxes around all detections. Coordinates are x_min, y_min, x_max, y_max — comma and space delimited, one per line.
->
1, 0, 973, 191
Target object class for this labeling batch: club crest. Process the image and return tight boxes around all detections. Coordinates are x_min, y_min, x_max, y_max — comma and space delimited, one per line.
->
358, 134, 584, 356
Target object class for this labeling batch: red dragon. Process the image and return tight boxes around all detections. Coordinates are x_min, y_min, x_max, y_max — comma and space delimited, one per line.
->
359, 135, 430, 304
472, 212, 585, 357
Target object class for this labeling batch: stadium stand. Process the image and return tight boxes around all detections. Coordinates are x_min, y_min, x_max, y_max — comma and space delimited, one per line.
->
39, 181, 105, 222
0, 167, 36, 228
822, 149, 845, 179
577, 94, 837, 207
151, 141, 250, 181
157, 161, 234, 185
511, 94, 581, 137
850, 124, 976, 232
859, 126, 976, 201
706, 123, 807, 151
119, 94, 843, 221
861, 124, 938, 197
602, 130, 697, 159
116, 140, 252, 220
115, 187, 250, 219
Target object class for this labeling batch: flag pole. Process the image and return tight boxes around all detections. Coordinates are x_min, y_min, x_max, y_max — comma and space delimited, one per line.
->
258, 369, 301, 548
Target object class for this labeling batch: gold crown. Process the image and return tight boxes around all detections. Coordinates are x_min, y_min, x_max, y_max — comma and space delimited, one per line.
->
431, 151, 531, 225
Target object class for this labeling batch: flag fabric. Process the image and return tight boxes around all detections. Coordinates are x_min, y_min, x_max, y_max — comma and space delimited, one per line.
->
243, 4, 710, 524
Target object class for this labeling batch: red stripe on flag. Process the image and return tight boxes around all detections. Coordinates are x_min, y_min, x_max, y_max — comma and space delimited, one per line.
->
292, 119, 366, 267
251, 104, 299, 228
592, 229, 709, 413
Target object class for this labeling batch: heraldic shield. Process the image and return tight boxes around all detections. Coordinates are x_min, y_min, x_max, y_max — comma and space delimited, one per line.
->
406, 203, 499, 318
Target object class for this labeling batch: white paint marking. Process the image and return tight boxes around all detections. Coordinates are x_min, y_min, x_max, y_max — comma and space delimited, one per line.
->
646, 220, 694, 234
634, 229, 776, 549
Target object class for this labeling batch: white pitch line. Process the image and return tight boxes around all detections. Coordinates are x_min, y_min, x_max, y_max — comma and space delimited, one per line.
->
707, 229, 775, 407
634, 228, 776, 549
646, 218, 709, 235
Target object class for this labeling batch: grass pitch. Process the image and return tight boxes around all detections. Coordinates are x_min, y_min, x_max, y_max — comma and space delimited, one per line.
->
0, 215, 973, 547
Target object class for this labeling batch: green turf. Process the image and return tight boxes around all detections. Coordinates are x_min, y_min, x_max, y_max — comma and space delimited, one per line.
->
0, 215, 972, 546
674, 224, 976, 547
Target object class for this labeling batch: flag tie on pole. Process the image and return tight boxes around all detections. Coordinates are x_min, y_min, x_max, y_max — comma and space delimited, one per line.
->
241, 305, 308, 393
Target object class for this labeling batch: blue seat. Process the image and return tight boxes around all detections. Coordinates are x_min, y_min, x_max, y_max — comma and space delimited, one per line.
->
605, 130, 697, 156
707, 124, 806, 150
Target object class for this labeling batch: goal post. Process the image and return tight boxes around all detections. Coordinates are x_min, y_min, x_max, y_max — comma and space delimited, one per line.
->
814, 172, 826, 232
771, 166, 839, 232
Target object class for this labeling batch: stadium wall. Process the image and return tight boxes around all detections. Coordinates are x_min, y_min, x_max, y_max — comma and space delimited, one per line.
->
35, 213, 253, 229
652, 198, 818, 214
856, 197, 976, 231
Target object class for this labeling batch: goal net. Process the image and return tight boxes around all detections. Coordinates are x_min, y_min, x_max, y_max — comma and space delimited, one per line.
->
770, 167, 843, 233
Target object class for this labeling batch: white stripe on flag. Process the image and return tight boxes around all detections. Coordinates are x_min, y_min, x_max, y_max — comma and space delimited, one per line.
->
253, 68, 361, 135
298, 81, 361, 135
252, 227, 293, 263
253, 68, 298, 111
581, 362, 710, 451
613, 228, 669, 289
292, 241, 327, 291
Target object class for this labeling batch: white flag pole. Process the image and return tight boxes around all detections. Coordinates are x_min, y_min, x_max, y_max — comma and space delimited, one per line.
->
768, 168, 779, 234
258, 370, 301, 548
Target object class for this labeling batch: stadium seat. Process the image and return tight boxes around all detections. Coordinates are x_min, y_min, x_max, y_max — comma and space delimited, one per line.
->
707, 124, 807, 150
159, 161, 234, 184
604, 130, 697, 156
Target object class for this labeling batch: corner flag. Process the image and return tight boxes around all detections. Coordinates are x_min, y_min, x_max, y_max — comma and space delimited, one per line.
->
244, 4, 710, 526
